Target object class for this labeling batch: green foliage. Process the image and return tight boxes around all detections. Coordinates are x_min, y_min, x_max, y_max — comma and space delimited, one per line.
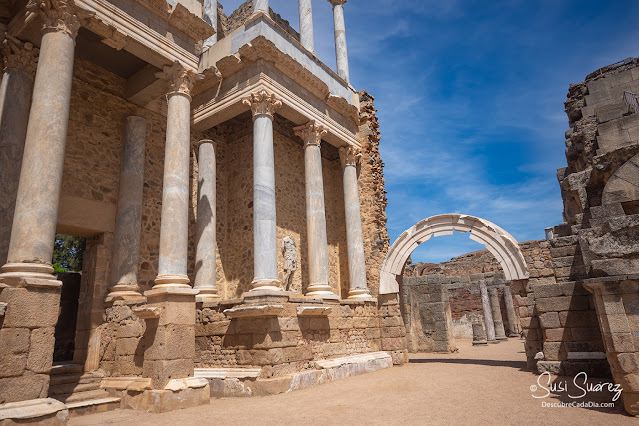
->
52, 234, 86, 272
52, 263, 68, 274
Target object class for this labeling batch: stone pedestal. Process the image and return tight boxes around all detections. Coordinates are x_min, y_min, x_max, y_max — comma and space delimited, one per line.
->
194, 140, 220, 302
585, 278, 639, 416
489, 287, 508, 341
479, 281, 496, 342
503, 284, 519, 337
339, 147, 372, 300
0, 279, 62, 403
328, 0, 349, 82
142, 287, 198, 389
472, 322, 488, 345
106, 116, 147, 303
243, 90, 282, 294
294, 122, 335, 299
298, 0, 314, 53
0, 39, 37, 267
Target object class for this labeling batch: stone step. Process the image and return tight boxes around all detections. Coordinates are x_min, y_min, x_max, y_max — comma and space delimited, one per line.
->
53, 389, 110, 404
49, 381, 100, 396
66, 397, 121, 418
50, 363, 83, 376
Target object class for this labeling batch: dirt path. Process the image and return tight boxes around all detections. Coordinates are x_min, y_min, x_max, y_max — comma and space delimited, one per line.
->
71, 339, 634, 425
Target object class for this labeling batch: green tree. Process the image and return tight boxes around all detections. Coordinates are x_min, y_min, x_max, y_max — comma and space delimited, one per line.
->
52, 234, 86, 272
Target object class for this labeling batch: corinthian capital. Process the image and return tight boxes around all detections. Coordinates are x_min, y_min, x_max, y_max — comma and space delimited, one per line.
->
294, 121, 327, 148
328, 0, 348, 7
339, 146, 361, 168
2, 35, 39, 78
155, 61, 203, 98
27, 0, 92, 39
243, 89, 282, 119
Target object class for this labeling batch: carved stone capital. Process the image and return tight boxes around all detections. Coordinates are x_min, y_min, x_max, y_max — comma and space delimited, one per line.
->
294, 121, 327, 148
328, 0, 348, 7
339, 146, 361, 168
155, 61, 203, 98
197, 138, 218, 149
2, 36, 39, 78
27, 0, 92, 39
242, 89, 282, 119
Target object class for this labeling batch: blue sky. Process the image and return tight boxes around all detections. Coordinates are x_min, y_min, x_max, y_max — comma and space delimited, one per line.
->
221, 0, 639, 262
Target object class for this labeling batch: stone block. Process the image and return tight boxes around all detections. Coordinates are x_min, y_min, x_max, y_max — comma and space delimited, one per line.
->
519, 316, 539, 329
569, 327, 602, 342
543, 342, 567, 361
144, 324, 195, 360
381, 327, 404, 339
609, 333, 636, 353
381, 337, 407, 351
113, 355, 144, 376
27, 327, 55, 374
543, 328, 570, 342
0, 372, 48, 403
142, 359, 193, 389
535, 296, 590, 313
539, 312, 561, 329
116, 320, 145, 339
0, 328, 30, 355
123, 383, 209, 413
0, 286, 61, 328
558, 310, 599, 327
366, 327, 381, 339
616, 353, 639, 374
282, 345, 312, 363
532, 284, 563, 299
537, 361, 564, 375
116, 337, 144, 356
0, 398, 68, 424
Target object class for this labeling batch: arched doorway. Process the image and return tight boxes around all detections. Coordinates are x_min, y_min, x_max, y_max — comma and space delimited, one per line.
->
380, 214, 529, 294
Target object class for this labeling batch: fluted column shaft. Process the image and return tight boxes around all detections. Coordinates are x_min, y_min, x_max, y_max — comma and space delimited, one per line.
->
294, 122, 335, 298
503, 285, 518, 336
202, 0, 218, 48
329, 0, 349, 82
254, 0, 268, 13
194, 139, 220, 301
243, 90, 282, 292
489, 287, 508, 340
479, 280, 496, 342
2, 1, 81, 281
154, 62, 200, 289
0, 39, 38, 267
340, 147, 371, 299
106, 116, 147, 302
298, 0, 314, 52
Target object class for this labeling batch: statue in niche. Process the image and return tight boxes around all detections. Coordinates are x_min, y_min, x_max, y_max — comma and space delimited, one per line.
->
281, 236, 297, 291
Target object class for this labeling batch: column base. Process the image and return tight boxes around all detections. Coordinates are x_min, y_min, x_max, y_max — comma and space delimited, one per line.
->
153, 274, 191, 290
347, 287, 374, 301
306, 283, 339, 300
105, 284, 145, 304
250, 278, 282, 293
0, 262, 57, 281
195, 288, 221, 303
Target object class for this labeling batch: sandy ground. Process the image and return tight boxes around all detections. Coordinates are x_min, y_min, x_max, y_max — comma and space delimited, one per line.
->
70, 339, 635, 425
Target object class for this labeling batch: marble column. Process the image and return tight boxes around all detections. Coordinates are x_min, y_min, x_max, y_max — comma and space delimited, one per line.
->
106, 116, 147, 303
479, 280, 496, 342
298, 0, 314, 52
1, 0, 82, 281
152, 62, 201, 290
202, 0, 217, 49
0, 37, 38, 267
328, 0, 350, 82
294, 121, 335, 299
339, 147, 371, 300
503, 284, 519, 337
253, 0, 268, 14
194, 139, 220, 301
243, 90, 282, 293
489, 287, 508, 341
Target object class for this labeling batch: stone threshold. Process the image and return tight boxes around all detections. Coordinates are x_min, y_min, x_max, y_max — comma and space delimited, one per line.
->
66, 397, 121, 418
196, 351, 393, 398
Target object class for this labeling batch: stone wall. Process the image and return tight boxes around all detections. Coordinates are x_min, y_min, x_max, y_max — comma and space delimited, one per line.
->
358, 92, 390, 296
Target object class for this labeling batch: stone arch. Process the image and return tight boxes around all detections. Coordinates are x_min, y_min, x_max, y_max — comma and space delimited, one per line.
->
379, 214, 529, 294
602, 153, 639, 211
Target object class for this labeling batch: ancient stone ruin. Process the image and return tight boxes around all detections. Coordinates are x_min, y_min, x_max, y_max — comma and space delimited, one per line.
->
0, 0, 405, 422
0, 0, 638, 422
